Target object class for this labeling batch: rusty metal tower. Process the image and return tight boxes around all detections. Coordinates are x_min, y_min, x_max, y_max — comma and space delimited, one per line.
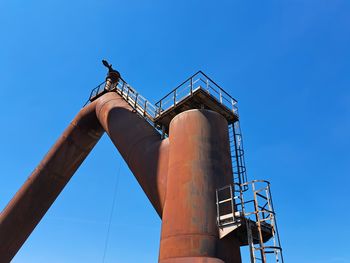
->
89, 70, 285, 262
0, 68, 284, 263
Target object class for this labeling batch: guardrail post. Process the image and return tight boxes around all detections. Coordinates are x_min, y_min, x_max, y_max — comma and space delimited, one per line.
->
231, 99, 235, 114
134, 93, 138, 109
158, 101, 162, 116
231, 98, 238, 115
190, 78, 193, 95
89, 90, 94, 101
144, 101, 147, 117
174, 90, 177, 106
219, 89, 223, 104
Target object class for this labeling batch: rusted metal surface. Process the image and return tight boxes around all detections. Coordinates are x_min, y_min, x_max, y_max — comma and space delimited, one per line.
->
0, 90, 169, 262
96, 92, 168, 215
0, 100, 104, 263
0, 90, 244, 262
159, 109, 241, 263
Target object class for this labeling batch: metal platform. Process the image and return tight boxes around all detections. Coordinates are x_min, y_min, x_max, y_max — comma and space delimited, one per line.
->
233, 219, 274, 246
153, 71, 239, 133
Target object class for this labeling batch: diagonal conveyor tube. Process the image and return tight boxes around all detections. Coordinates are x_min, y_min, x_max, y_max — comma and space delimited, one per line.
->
0, 92, 168, 263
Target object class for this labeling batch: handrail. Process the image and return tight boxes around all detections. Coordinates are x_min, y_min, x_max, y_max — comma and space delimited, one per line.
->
154, 71, 238, 117
155, 70, 237, 105
155, 71, 203, 104
86, 71, 239, 135
114, 80, 158, 122
84, 81, 106, 106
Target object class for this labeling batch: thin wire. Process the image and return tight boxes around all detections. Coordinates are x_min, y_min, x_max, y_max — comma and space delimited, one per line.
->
102, 159, 122, 263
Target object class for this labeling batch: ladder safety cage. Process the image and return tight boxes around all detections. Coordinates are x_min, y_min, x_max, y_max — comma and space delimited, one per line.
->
229, 120, 249, 191
216, 180, 284, 263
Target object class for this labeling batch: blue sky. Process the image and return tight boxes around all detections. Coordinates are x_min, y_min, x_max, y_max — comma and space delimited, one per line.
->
1, 1, 349, 262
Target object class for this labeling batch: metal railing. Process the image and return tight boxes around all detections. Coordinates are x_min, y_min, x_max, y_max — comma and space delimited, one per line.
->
85, 81, 107, 106
85, 78, 159, 125
155, 71, 238, 116
85, 72, 240, 140
114, 80, 158, 126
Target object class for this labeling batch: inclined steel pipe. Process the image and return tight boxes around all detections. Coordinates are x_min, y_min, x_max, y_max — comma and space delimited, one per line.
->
0, 92, 168, 262
0, 100, 104, 262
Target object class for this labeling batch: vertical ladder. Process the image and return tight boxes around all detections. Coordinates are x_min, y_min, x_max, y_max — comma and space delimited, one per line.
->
216, 185, 235, 226
215, 185, 243, 239
229, 121, 248, 191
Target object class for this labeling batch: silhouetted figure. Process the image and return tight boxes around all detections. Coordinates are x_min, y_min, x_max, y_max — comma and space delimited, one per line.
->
102, 59, 121, 91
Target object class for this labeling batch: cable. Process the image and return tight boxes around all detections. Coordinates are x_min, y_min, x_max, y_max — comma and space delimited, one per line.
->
102, 159, 122, 263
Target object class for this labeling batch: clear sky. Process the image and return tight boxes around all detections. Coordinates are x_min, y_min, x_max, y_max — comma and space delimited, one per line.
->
1, 1, 349, 262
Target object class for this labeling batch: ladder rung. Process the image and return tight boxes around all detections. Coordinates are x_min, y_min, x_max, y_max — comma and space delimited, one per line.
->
218, 198, 232, 204
217, 185, 232, 191
219, 213, 234, 220
258, 217, 270, 222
